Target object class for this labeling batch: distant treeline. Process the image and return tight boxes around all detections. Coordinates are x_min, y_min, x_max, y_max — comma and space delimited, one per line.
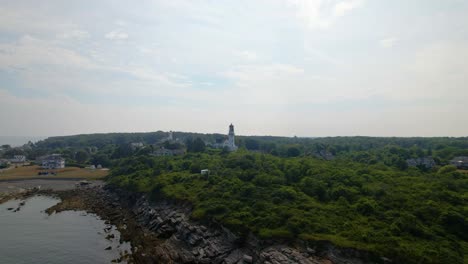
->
17, 132, 468, 168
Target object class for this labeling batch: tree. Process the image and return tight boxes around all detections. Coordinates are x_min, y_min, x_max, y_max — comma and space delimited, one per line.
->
245, 139, 260, 150
91, 153, 111, 167
438, 165, 457, 174
286, 147, 300, 157
75, 150, 89, 164
187, 138, 205, 153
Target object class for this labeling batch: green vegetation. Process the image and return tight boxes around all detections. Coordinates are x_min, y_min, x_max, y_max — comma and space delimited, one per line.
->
24, 133, 468, 167
108, 150, 467, 264
4, 133, 468, 263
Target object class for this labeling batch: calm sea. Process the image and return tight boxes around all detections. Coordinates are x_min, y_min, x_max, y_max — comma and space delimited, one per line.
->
0, 196, 130, 264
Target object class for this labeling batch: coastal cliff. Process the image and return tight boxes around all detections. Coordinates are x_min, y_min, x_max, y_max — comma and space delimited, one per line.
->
45, 185, 388, 264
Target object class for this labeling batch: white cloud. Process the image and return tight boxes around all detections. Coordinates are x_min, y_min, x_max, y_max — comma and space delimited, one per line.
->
222, 63, 357, 105
105, 30, 129, 40
285, 0, 365, 29
59, 29, 90, 40
333, 0, 364, 17
0, 5, 75, 34
380, 37, 398, 48
115, 20, 128, 26
0, 35, 96, 70
235, 50, 258, 61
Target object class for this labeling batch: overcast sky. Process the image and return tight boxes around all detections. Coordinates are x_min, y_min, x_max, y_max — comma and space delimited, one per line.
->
1, 0, 467, 137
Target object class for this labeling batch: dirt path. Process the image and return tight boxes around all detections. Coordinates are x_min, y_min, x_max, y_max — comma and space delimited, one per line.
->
0, 179, 104, 195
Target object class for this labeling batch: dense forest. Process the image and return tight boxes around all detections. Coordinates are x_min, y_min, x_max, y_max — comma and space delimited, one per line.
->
108, 151, 467, 264
1, 132, 467, 263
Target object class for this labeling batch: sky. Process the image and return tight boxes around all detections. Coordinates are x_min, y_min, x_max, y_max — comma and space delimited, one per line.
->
0, 0, 467, 137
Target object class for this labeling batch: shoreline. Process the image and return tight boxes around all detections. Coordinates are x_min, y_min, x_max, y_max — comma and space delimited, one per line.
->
0, 181, 386, 264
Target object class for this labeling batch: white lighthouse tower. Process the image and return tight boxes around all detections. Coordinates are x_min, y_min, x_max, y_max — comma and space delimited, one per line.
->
225, 123, 238, 151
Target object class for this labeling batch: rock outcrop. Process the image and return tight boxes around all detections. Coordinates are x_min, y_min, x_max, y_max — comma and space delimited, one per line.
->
104, 187, 387, 264
43, 186, 390, 264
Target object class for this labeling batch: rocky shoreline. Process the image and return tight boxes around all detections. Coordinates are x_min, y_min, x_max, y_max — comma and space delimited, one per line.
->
1, 184, 390, 264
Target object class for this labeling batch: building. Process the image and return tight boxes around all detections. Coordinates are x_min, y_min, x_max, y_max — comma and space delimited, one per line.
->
130, 142, 145, 150
212, 124, 238, 151
0, 159, 11, 168
40, 154, 65, 169
225, 124, 238, 151
201, 169, 210, 175
406, 157, 436, 169
10, 155, 26, 163
160, 131, 180, 143
450, 156, 468, 169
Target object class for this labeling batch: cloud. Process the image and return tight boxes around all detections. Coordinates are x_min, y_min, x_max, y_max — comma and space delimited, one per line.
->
0, 35, 192, 97
333, 0, 364, 17
0, 35, 96, 70
235, 50, 258, 61
0, 0, 467, 137
380, 37, 398, 48
59, 29, 90, 40
105, 30, 129, 40
222, 63, 353, 105
0, 5, 75, 34
285, 0, 365, 29
115, 20, 128, 26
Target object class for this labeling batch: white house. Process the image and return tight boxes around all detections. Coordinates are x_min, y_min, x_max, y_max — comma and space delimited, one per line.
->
201, 169, 210, 175
41, 154, 65, 169
11, 155, 26, 163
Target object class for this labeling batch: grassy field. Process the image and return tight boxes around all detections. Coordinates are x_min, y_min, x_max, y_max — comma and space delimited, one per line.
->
0, 165, 109, 180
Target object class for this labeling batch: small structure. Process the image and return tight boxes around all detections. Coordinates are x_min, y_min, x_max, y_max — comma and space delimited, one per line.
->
160, 131, 178, 143
201, 169, 210, 175
97, 164, 103, 169
40, 154, 65, 169
11, 155, 26, 163
130, 142, 145, 150
406, 157, 436, 169
0, 159, 11, 168
450, 156, 468, 169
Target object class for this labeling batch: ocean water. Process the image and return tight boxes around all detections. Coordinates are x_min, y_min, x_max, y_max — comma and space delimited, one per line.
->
0, 196, 130, 264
